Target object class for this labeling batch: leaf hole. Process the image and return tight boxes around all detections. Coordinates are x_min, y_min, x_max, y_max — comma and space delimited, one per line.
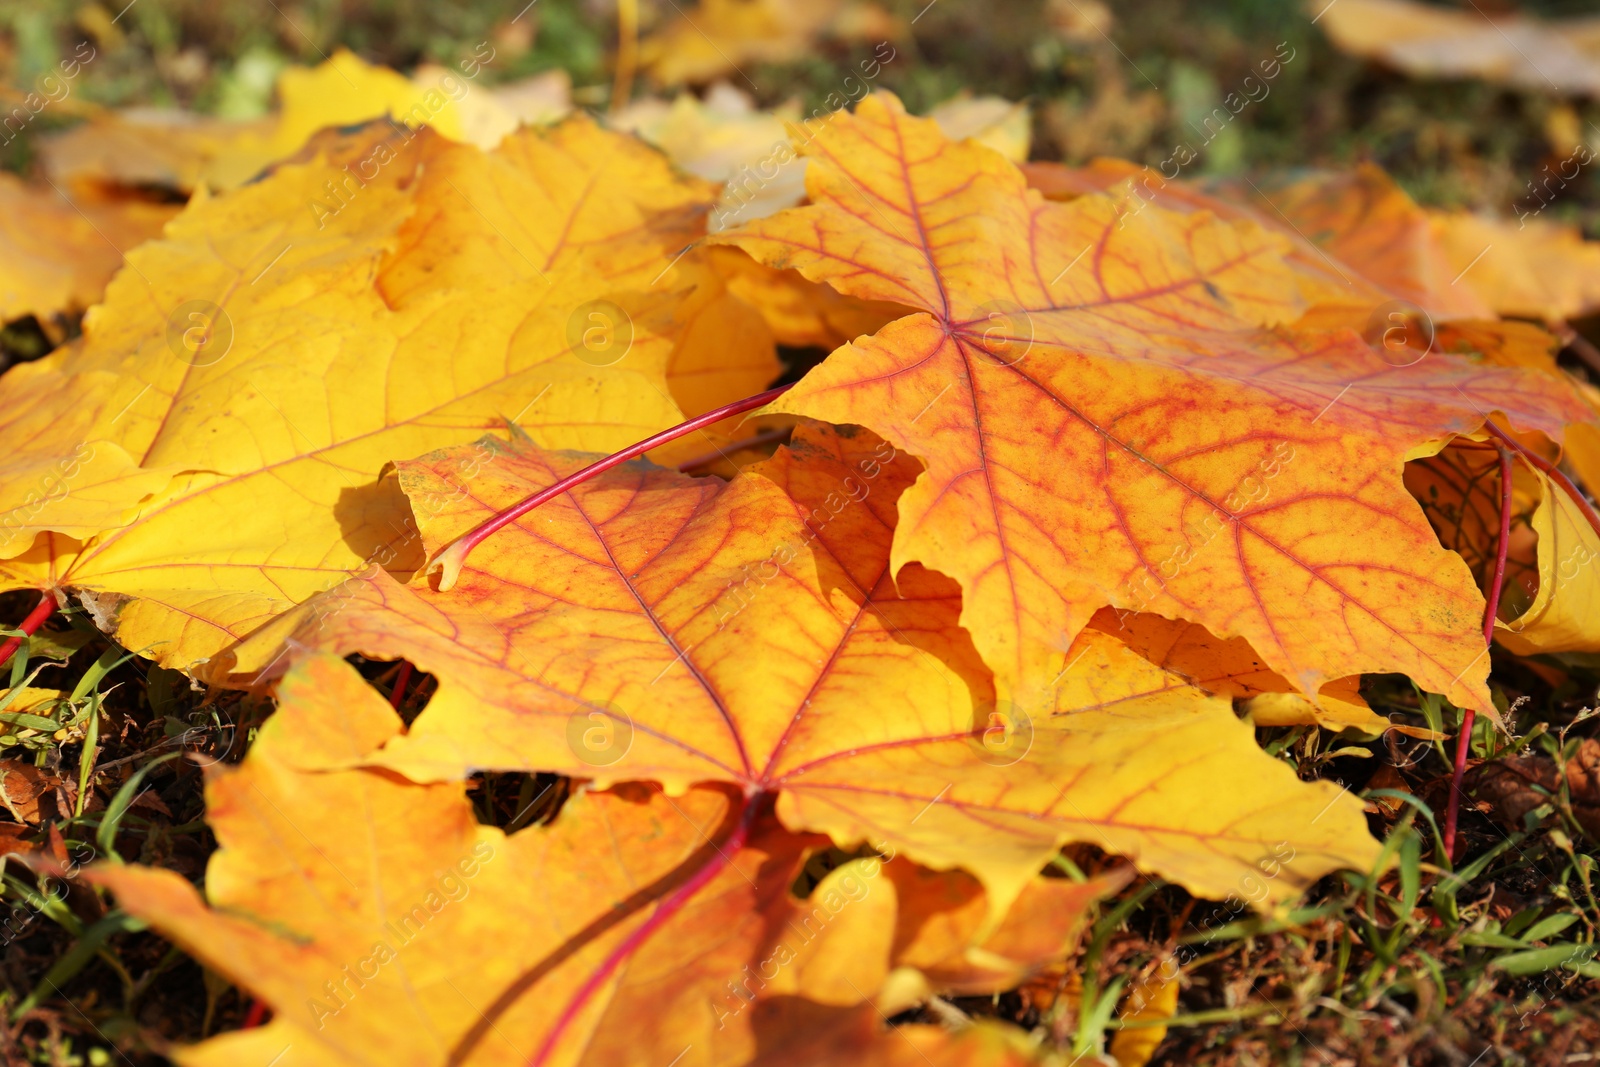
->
789, 842, 888, 899
342, 655, 435, 726
464, 772, 569, 831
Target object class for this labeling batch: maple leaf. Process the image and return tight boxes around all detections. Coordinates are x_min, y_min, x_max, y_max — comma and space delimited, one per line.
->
641, 0, 901, 87
0, 174, 177, 324
611, 87, 812, 231
39, 51, 574, 195
1410, 440, 1600, 656
1315, 0, 1600, 98
924, 94, 1032, 164
1430, 210, 1600, 324
711, 246, 908, 351
1107, 953, 1180, 1067
1023, 158, 1600, 330
0, 116, 775, 674
92, 651, 1108, 1066
712, 92, 1588, 714
610, 85, 1023, 239
1496, 461, 1600, 655
1214, 165, 1600, 325
264, 422, 1379, 908
1087, 609, 1435, 737
1022, 158, 1489, 323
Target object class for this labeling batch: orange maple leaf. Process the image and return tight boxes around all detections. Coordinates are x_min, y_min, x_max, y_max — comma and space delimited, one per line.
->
256, 422, 1379, 911
712, 93, 1588, 714
92, 651, 1110, 1066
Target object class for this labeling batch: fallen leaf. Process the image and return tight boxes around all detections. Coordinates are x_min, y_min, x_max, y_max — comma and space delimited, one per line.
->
641, 0, 901, 87
1430, 319, 1600, 501
1109, 953, 1181, 1067
1031, 160, 1600, 327
1495, 458, 1600, 655
0, 175, 178, 325
39, 52, 573, 195
275, 422, 1380, 910
611, 85, 808, 231
714, 93, 1585, 714
878, 862, 1133, 1014
1467, 738, 1600, 840
1225, 164, 1495, 321
1314, 0, 1600, 98
0, 822, 39, 858
38, 109, 277, 194
1431, 210, 1600, 323
92, 650, 1083, 1066
1021, 159, 1424, 320
0, 760, 60, 823
1088, 609, 1427, 737
1405, 435, 1600, 656
0, 117, 771, 674
710, 246, 908, 350
926, 93, 1032, 164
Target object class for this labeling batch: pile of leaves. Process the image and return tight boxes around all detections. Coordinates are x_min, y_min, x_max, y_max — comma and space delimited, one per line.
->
1, 6, 1600, 1066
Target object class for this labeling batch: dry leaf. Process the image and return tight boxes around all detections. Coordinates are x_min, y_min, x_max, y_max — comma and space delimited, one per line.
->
1109, 954, 1181, 1067
611, 85, 807, 231
1467, 738, 1600, 839
1089, 609, 1435, 737
0, 760, 61, 824
641, 0, 901, 87
0, 117, 773, 674
927, 93, 1032, 163
40, 51, 572, 195
93, 650, 1094, 1065
274, 422, 1379, 910
1314, 0, 1600, 98
1431, 210, 1600, 323
714, 93, 1587, 716
0, 175, 177, 325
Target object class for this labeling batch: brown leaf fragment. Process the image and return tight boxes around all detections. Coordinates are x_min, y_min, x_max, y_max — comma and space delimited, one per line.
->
1467, 739, 1600, 840
0, 762, 61, 825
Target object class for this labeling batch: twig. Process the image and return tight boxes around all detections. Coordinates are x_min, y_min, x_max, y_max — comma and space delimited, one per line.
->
389, 662, 413, 710
1445, 445, 1514, 858
1481, 420, 1600, 540
0, 595, 56, 673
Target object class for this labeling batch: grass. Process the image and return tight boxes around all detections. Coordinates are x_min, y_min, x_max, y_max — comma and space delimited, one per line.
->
2, 0, 1600, 1062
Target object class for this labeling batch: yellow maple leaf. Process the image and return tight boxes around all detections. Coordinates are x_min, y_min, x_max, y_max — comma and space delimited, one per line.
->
1314, 0, 1600, 97
0, 117, 774, 674
39, 51, 571, 195
0, 175, 177, 324
1411, 439, 1600, 657
641, 0, 901, 87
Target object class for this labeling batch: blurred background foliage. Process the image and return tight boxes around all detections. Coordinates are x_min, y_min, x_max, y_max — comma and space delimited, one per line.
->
3, 0, 1600, 231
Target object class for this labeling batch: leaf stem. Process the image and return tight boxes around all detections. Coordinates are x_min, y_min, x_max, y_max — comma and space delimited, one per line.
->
241, 998, 269, 1028
528, 794, 761, 1067
0, 594, 56, 673
675, 426, 794, 473
1480, 421, 1600, 541
1444, 445, 1514, 859
428, 385, 793, 590
389, 662, 413, 710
